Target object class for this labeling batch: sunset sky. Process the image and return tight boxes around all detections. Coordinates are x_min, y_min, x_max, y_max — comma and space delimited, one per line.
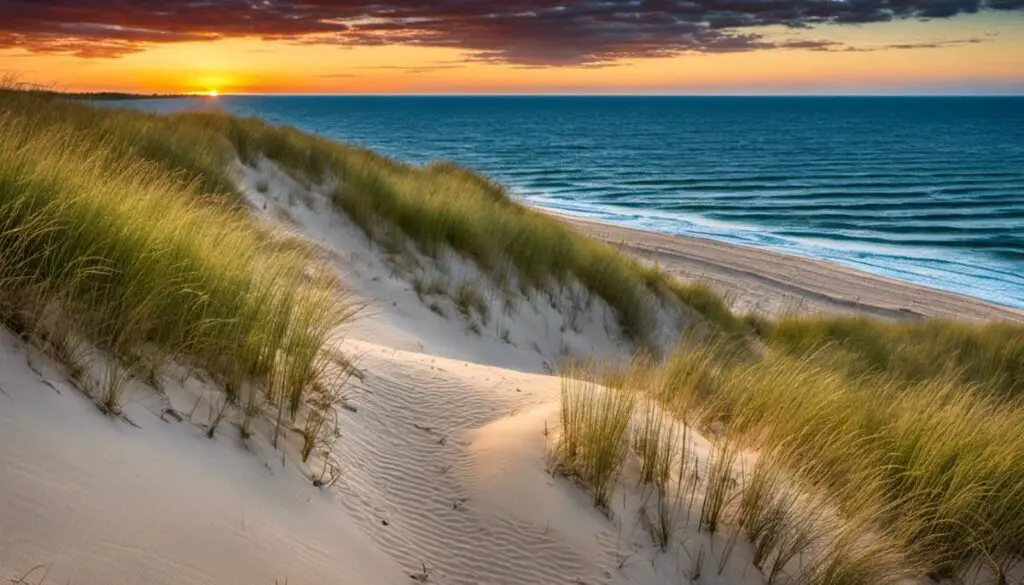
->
1, 1, 1022, 95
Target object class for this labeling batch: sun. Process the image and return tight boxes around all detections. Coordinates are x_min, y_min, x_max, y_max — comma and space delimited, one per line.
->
207, 89, 219, 97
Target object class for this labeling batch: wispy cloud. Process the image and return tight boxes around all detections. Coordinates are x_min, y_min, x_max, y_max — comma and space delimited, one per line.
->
807, 37, 988, 52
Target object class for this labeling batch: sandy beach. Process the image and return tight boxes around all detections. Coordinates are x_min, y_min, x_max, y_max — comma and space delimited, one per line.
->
561, 214, 1024, 323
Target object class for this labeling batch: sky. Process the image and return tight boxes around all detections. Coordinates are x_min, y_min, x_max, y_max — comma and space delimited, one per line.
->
0, 1, 1022, 95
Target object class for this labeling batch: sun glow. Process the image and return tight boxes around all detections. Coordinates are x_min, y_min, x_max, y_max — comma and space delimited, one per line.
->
1, 13, 1022, 95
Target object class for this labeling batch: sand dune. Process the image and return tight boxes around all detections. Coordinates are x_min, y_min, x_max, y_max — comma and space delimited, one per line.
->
2, 157, 1019, 585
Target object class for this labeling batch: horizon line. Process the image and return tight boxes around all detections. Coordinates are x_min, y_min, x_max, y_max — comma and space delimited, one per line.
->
153, 92, 1024, 98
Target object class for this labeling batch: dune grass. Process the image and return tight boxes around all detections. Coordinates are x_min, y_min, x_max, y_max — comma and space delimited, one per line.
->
559, 359, 924, 582
556, 362, 637, 510
613, 338, 1024, 581
698, 438, 739, 535
633, 397, 678, 489
650, 424, 691, 551
0, 88, 240, 203
0, 89, 350, 423
554, 313, 1021, 581
738, 454, 818, 580
763, 315, 1023, 397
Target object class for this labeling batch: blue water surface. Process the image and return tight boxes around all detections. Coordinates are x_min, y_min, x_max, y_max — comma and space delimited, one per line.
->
125, 96, 1024, 309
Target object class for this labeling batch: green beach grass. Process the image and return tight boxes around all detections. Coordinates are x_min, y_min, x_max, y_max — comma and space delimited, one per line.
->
0, 88, 350, 423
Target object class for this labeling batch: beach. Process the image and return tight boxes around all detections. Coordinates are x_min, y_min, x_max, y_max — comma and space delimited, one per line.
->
563, 214, 1024, 323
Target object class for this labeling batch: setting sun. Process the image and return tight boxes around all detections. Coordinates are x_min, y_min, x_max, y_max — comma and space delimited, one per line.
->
207, 89, 219, 97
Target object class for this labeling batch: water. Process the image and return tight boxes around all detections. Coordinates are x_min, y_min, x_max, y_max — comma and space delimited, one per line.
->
127, 96, 1024, 309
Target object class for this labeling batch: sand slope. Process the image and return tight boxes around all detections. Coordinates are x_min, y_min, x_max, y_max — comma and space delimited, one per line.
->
330, 339, 766, 585
0, 329, 410, 585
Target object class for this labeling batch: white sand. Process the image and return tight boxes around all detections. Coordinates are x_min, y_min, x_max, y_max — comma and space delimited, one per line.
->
0, 329, 410, 585
2, 158, 1018, 585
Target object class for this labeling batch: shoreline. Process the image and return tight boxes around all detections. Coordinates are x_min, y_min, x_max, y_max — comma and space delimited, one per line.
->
556, 212, 1024, 323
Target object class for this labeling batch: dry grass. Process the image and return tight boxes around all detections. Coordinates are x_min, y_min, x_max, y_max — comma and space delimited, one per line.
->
633, 397, 678, 489
698, 438, 738, 535
411, 274, 448, 300
650, 422, 693, 551
454, 281, 490, 324
561, 354, 928, 582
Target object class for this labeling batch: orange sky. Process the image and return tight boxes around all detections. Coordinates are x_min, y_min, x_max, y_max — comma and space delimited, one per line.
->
2, 12, 1022, 94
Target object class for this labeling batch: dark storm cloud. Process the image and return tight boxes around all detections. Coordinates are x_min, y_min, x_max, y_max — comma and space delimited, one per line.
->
0, 0, 1018, 63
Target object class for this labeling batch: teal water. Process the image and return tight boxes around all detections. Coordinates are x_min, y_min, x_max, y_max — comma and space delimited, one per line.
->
129, 96, 1024, 309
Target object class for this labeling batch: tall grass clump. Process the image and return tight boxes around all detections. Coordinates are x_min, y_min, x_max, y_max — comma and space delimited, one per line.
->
698, 438, 738, 535
738, 456, 807, 579
0, 87, 240, 202
797, 514, 917, 585
633, 397, 679, 488
0, 89, 349, 422
556, 363, 636, 510
650, 425, 692, 551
